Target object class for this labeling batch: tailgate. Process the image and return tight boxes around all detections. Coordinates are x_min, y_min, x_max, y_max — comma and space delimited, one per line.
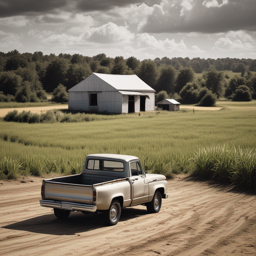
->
44, 181, 93, 204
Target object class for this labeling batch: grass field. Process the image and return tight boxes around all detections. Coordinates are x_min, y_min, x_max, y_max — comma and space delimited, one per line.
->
0, 101, 255, 187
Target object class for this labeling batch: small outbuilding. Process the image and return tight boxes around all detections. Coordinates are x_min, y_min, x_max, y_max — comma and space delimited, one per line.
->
157, 99, 180, 111
68, 73, 155, 114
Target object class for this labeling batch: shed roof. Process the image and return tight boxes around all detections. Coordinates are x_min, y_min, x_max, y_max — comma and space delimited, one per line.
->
157, 99, 180, 105
69, 73, 155, 92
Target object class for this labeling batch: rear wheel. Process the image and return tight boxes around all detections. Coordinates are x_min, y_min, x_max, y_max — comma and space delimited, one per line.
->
54, 208, 70, 219
147, 191, 162, 213
104, 200, 121, 226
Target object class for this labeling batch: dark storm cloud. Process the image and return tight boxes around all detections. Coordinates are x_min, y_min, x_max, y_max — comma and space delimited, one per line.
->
0, 0, 150, 17
76, 0, 145, 12
0, 0, 70, 17
141, 0, 256, 34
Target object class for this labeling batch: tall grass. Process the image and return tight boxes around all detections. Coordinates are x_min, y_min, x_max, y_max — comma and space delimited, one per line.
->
0, 108, 255, 190
190, 145, 256, 189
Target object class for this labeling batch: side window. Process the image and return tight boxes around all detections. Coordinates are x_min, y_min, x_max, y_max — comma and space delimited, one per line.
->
90, 94, 97, 106
87, 159, 100, 170
130, 161, 143, 176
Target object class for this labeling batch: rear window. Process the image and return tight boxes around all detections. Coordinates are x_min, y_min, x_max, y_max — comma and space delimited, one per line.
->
87, 159, 124, 172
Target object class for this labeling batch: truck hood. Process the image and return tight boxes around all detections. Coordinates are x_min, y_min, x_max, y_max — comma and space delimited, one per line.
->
146, 173, 166, 182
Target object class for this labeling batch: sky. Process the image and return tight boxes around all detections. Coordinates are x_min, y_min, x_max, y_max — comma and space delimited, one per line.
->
0, 0, 256, 60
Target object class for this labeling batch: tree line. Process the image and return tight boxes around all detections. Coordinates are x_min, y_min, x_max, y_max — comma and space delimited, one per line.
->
0, 50, 256, 105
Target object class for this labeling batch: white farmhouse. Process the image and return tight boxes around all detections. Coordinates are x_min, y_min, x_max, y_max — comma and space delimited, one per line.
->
68, 73, 155, 114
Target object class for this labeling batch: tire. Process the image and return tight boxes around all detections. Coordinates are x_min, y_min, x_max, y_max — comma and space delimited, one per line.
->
147, 190, 162, 213
54, 208, 70, 219
104, 200, 121, 226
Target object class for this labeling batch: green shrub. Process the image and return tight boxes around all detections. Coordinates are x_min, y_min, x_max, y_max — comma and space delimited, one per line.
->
232, 85, 252, 101
28, 113, 40, 123
4, 110, 18, 122
198, 92, 216, 106
52, 84, 68, 103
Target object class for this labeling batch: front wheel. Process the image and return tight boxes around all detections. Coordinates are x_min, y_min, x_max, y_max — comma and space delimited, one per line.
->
104, 200, 121, 226
54, 208, 70, 219
147, 191, 162, 213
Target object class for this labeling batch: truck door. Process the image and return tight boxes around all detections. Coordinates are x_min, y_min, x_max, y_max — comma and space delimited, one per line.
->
130, 161, 149, 205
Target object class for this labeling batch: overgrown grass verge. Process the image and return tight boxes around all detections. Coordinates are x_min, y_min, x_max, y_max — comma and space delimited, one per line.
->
0, 156, 83, 179
190, 145, 256, 190
3, 110, 118, 123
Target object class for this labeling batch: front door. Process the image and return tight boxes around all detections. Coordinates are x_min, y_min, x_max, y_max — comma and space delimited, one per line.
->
128, 96, 135, 113
130, 161, 148, 205
140, 96, 146, 112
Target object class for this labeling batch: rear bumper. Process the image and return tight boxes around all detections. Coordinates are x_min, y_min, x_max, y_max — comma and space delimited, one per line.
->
40, 199, 97, 213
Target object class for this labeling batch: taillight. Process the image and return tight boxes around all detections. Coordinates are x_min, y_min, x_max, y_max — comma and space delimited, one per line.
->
93, 189, 96, 202
41, 183, 45, 199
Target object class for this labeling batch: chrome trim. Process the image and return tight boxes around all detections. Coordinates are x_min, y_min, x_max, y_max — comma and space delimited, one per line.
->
40, 200, 97, 212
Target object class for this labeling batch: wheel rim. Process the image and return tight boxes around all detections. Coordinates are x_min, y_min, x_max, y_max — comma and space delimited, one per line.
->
154, 194, 160, 211
110, 204, 118, 222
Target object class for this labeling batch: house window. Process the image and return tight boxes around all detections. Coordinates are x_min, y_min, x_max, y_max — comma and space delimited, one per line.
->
90, 94, 97, 106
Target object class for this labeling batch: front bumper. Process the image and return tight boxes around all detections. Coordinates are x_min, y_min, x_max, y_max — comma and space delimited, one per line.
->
163, 193, 168, 199
40, 199, 97, 212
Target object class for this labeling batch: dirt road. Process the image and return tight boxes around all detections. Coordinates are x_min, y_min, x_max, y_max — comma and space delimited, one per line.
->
0, 105, 68, 118
1, 176, 255, 256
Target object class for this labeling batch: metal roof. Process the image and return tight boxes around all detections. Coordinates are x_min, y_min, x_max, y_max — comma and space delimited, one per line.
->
157, 99, 180, 105
118, 91, 150, 98
69, 73, 155, 92
86, 154, 139, 162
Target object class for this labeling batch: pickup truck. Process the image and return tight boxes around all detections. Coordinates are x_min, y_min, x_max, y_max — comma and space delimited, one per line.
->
40, 154, 168, 225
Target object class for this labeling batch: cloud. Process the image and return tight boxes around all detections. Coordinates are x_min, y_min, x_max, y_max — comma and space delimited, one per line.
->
0, 31, 22, 48
29, 29, 84, 46
0, 16, 29, 27
202, 0, 228, 8
140, 0, 256, 33
0, 0, 68, 18
214, 30, 254, 51
76, 0, 145, 12
137, 33, 187, 52
84, 22, 134, 44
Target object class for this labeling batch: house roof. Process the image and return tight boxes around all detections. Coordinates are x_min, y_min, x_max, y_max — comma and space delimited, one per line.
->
157, 99, 180, 105
69, 73, 155, 92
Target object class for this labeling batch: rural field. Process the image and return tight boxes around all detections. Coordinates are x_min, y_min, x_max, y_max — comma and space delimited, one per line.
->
0, 101, 256, 255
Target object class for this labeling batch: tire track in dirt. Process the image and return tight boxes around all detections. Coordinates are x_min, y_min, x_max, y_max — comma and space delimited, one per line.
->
0, 176, 255, 256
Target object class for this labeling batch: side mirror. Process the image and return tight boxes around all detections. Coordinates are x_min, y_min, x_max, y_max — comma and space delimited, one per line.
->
144, 171, 147, 174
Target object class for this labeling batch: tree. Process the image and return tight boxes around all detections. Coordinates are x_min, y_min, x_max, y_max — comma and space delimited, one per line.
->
175, 67, 195, 93
52, 84, 68, 103
246, 76, 256, 99
111, 60, 133, 75
15, 81, 34, 102
136, 60, 158, 88
126, 57, 140, 71
225, 76, 246, 98
198, 92, 216, 106
156, 90, 169, 104
155, 66, 176, 94
70, 54, 85, 64
42, 59, 69, 92
205, 70, 224, 98
4, 55, 29, 71
232, 85, 252, 101
180, 82, 200, 104
0, 71, 22, 95
65, 63, 92, 90
97, 66, 111, 74
197, 87, 210, 102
